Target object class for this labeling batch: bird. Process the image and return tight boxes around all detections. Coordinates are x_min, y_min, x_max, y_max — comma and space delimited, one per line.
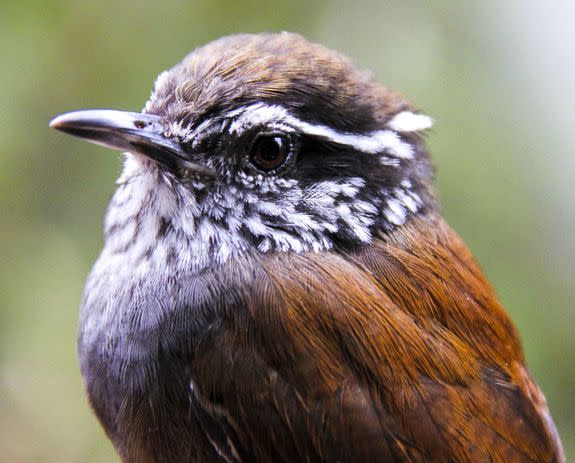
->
50, 32, 564, 463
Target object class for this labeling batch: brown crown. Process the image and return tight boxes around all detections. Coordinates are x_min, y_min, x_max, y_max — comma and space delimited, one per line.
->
146, 32, 414, 133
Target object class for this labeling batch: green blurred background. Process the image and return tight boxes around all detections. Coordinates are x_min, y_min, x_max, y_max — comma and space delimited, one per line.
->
1, 0, 573, 460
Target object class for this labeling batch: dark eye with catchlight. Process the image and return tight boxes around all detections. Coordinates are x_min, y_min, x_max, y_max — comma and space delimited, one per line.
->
249, 133, 294, 172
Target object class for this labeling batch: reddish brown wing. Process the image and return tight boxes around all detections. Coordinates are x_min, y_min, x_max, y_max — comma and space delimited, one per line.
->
190, 215, 564, 462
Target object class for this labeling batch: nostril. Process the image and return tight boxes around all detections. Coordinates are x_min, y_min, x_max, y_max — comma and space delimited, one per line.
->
134, 120, 147, 129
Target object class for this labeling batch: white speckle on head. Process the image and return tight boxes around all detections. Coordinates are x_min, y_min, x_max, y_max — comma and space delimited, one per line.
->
254, 201, 281, 216
339, 182, 361, 198
387, 111, 433, 132
244, 216, 271, 236
395, 188, 419, 213
379, 157, 401, 167
355, 200, 378, 215
166, 119, 194, 141
384, 198, 407, 225
402, 194, 418, 213
257, 238, 272, 253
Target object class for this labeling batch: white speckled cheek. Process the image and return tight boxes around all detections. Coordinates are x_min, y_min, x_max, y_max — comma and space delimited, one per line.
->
96, 95, 430, 276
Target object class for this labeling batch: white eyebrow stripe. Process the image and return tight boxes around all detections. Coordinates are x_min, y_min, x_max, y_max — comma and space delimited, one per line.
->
227, 103, 415, 159
286, 117, 413, 158
387, 111, 433, 132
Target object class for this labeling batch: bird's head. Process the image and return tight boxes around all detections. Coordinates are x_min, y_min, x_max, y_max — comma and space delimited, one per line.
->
51, 32, 436, 266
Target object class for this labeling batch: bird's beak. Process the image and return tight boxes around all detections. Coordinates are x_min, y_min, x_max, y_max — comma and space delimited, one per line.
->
49, 109, 216, 177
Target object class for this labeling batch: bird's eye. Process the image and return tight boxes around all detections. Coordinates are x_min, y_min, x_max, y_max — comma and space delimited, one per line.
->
249, 133, 293, 172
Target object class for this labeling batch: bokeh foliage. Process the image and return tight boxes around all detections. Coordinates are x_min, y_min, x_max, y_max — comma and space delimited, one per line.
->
0, 0, 573, 460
